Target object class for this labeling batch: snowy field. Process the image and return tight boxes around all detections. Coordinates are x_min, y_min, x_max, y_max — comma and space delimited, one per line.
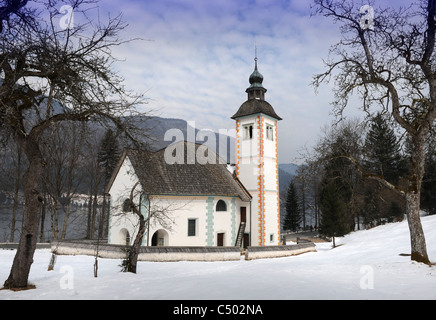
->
0, 215, 435, 300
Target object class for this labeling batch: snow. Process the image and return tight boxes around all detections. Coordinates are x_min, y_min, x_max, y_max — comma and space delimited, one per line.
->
1, 215, 436, 300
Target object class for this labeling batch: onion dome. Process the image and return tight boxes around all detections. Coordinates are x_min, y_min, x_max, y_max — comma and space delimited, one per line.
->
232, 56, 282, 121
245, 57, 267, 100
248, 57, 264, 87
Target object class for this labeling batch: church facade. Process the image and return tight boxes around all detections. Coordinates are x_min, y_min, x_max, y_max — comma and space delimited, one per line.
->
106, 57, 282, 248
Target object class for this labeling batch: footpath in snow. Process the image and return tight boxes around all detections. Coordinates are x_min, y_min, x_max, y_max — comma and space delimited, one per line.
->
0, 215, 435, 300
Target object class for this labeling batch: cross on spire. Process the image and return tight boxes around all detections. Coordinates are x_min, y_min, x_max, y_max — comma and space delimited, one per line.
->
255, 42, 258, 64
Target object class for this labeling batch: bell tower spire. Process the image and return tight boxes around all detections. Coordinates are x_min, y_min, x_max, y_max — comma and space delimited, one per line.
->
246, 46, 267, 101
255, 41, 258, 68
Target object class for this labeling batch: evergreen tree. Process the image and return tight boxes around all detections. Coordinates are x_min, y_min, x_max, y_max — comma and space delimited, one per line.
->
284, 181, 301, 232
422, 132, 436, 215
319, 180, 348, 247
361, 190, 380, 228
387, 202, 404, 222
364, 113, 404, 184
98, 129, 121, 185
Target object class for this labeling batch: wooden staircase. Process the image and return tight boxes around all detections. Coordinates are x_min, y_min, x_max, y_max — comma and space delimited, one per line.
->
235, 222, 246, 247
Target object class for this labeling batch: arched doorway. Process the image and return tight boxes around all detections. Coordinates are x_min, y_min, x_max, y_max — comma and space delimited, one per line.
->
151, 229, 169, 246
119, 228, 130, 245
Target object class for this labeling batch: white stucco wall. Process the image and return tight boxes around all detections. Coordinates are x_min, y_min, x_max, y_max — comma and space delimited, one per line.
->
107, 155, 143, 246
236, 114, 280, 246
107, 157, 251, 247
144, 196, 249, 247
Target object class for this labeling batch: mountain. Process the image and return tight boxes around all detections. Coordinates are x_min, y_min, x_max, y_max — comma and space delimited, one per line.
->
279, 163, 300, 176
132, 116, 300, 196
138, 116, 235, 164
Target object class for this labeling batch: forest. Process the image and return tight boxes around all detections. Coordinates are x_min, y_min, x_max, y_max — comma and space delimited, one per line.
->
283, 115, 436, 241
0, 122, 122, 243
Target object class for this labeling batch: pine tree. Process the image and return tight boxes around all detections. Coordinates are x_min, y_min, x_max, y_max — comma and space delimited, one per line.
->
319, 180, 348, 247
98, 129, 121, 185
387, 202, 404, 222
284, 181, 302, 232
364, 113, 404, 184
422, 132, 436, 215
361, 190, 380, 228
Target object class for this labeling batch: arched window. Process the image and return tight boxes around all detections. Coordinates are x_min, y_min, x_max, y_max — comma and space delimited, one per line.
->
122, 198, 132, 212
216, 200, 227, 212
119, 228, 130, 245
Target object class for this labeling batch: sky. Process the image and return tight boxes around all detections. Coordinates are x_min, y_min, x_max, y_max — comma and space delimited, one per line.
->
61, 0, 413, 164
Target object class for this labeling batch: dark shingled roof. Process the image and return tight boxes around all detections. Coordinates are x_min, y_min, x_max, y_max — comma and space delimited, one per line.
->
231, 98, 282, 121
108, 142, 252, 202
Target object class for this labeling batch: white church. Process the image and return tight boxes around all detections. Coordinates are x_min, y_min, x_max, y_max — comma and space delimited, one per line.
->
105, 56, 282, 248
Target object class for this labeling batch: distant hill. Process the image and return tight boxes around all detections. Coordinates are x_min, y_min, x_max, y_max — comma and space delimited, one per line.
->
142, 116, 300, 197
139, 116, 234, 164
279, 163, 300, 176
143, 116, 300, 193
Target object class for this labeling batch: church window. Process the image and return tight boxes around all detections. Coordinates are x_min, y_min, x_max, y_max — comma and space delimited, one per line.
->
243, 124, 254, 140
270, 234, 275, 243
216, 200, 227, 212
188, 219, 197, 236
266, 124, 274, 141
122, 198, 132, 212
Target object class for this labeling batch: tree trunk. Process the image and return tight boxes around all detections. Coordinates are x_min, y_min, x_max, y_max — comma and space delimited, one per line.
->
126, 216, 145, 274
3, 137, 44, 289
406, 193, 429, 263
406, 132, 430, 264
9, 148, 21, 242
91, 193, 98, 239
50, 197, 59, 241
39, 195, 46, 243
86, 193, 92, 239
60, 203, 70, 240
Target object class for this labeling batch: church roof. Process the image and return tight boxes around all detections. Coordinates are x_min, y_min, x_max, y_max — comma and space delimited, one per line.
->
106, 141, 252, 202
231, 98, 282, 121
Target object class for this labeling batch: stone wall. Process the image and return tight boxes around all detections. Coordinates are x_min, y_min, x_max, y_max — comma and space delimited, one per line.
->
245, 242, 316, 260
51, 240, 316, 262
51, 241, 241, 262
0, 243, 51, 250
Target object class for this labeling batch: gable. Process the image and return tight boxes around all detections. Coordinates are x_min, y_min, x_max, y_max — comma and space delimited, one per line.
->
105, 151, 141, 198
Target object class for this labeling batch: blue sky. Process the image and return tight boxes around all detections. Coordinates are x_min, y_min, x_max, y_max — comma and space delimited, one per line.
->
69, 0, 411, 164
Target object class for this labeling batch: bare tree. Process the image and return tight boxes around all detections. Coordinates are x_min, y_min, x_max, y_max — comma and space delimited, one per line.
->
117, 182, 182, 274
1, 0, 149, 289
0, 0, 28, 33
82, 128, 106, 240
312, 0, 436, 264
40, 121, 87, 240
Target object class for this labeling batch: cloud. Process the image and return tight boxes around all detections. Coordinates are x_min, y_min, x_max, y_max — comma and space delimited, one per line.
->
74, 0, 412, 164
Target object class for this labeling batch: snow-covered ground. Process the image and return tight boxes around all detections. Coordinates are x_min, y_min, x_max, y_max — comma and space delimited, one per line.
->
1, 215, 435, 300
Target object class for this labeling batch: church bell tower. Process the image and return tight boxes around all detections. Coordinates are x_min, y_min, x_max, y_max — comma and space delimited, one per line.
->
231, 54, 282, 246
